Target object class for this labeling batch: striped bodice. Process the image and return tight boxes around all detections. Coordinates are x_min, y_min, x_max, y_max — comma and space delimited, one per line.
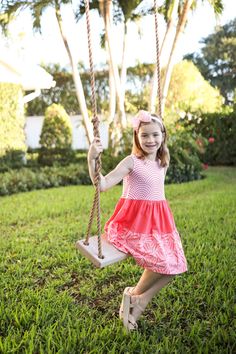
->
122, 154, 166, 201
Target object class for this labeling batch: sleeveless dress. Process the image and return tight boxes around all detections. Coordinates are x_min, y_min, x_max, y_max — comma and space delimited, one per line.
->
104, 154, 188, 275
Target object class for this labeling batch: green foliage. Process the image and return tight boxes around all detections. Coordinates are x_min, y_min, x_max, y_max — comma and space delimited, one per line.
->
77, 1, 152, 25
0, 82, 26, 169
40, 103, 72, 149
0, 163, 90, 196
185, 18, 236, 105
166, 123, 204, 182
0, 0, 73, 33
38, 103, 74, 166
179, 109, 236, 166
164, 60, 223, 125
0, 150, 26, 173
0, 167, 235, 352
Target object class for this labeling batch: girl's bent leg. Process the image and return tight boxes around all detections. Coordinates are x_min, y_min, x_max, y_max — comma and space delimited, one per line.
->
130, 271, 175, 322
132, 269, 163, 295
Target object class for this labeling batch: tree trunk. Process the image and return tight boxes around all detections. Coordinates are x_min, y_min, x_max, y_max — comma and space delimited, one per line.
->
161, 0, 194, 116
104, 20, 116, 125
105, 38, 117, 148
55, 1, 93, 144
120, 21, 128, 108
149, 0, 180, 113
99, 0, 126, 129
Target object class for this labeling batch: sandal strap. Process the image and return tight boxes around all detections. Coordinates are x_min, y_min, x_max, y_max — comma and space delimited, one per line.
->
129, 298, 145, 312
128, 314, 138, 330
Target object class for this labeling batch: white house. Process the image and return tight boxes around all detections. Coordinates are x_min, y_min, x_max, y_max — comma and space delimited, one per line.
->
0, 53, 56, 103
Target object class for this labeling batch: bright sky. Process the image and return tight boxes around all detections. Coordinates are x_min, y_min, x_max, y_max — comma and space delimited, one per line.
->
1, 0, 235, 70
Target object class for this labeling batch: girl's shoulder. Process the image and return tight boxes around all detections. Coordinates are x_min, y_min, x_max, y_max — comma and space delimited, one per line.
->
120, 155, 134, 173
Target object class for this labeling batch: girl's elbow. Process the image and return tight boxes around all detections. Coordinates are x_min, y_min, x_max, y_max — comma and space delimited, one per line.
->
100, 177, 109, 192
100, 182, 107, 192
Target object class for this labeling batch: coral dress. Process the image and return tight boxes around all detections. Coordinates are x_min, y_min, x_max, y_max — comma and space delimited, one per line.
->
104, 154, 188, 275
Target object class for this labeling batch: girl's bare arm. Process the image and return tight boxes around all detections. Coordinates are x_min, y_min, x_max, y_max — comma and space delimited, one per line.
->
87, 138, 133, 192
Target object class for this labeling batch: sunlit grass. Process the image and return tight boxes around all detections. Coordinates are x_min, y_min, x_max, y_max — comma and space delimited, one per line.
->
0, 166, 235, 353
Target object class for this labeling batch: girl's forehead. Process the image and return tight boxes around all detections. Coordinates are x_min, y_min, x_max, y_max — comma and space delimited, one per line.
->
138, 122, 163, 133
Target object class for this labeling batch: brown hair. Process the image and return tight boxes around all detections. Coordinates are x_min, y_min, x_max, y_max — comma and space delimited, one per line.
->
132, 114, 170, 168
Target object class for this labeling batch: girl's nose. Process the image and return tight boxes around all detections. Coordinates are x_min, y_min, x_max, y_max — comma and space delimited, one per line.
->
147, 136, 154, 143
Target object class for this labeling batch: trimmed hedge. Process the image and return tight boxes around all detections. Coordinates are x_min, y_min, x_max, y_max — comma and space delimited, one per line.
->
0, 83, 26, 169
0, 163, 90, 196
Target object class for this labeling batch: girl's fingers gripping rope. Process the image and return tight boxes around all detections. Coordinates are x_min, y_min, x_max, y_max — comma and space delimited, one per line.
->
89, 138, 103, 159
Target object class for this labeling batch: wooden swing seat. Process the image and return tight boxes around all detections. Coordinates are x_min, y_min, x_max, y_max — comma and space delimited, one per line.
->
76, 234, 128, 268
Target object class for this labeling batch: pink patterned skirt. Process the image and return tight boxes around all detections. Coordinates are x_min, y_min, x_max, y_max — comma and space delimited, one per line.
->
104, 198, 188, 275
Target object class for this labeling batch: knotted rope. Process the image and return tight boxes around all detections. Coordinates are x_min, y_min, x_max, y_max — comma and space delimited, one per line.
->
84, 0, 103, 259
83, 0, 162, 260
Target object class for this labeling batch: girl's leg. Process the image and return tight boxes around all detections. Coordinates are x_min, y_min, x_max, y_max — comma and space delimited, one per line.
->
132, 269, 163, 295
129, 270, 175, 322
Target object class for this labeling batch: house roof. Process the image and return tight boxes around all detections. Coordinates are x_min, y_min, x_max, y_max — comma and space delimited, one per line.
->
0, 54, 56, 90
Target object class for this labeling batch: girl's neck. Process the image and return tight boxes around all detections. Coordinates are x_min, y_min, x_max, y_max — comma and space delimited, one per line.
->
144, 153, 157, 162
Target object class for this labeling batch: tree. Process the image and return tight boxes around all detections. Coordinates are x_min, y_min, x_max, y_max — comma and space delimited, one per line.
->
77, 0, 148, 129
162, 0, 224, 116
149, 0, 180, 113
184, 18, 236, 105
164, 60, 223, 124
150, 0, 224, 116
113, 0, 148, 113
0, 0, 93, 144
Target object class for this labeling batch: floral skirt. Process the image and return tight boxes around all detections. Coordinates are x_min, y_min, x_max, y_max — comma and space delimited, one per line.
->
104, 198, 188, 275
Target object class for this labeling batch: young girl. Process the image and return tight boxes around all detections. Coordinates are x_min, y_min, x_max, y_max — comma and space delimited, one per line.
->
87, 110, 188, 331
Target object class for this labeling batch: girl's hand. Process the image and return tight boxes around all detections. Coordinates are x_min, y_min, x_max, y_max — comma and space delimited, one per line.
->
88, 138, 103, 160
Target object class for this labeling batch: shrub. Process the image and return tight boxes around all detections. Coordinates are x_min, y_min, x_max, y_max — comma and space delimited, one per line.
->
0, 163, 90, 196
38, 103, 74, 165
179, 109, 236, 166
0, 83, 26, 170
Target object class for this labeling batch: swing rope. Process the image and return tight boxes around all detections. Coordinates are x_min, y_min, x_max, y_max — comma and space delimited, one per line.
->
154, 0, 162, 119
84, 0, 103, 259
83, 0, 161, 260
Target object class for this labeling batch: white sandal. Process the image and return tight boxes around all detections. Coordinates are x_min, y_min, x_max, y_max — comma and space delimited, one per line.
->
119, 287, 134, 320
122, 287, 145, 331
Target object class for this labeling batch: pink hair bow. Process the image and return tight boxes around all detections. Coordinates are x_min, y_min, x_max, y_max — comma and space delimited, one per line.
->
132, 110, 152, 131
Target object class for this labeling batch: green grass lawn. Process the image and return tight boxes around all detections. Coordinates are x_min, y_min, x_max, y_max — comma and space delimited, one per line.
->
0, 167, 235, 353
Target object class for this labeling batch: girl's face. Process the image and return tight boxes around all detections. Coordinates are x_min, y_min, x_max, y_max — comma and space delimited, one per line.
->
137, 122, 163, 158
